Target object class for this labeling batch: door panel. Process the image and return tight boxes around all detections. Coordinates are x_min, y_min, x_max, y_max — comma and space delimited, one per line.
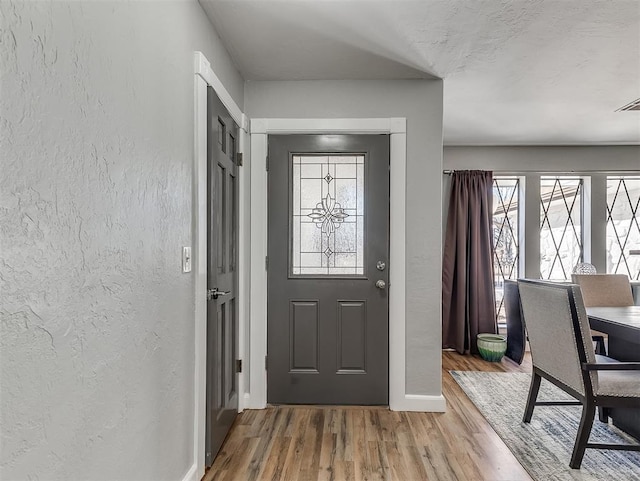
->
290, 301, 319, 372
205, 87, 239, 467
267, 134, 390, 405
337, 301, 367, 372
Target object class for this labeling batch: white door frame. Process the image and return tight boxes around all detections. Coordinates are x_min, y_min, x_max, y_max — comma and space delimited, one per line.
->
248, 118, 408, 411
192, 51, 248, 481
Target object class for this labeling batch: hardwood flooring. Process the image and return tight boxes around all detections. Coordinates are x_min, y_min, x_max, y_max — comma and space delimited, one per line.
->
204, 352, 533, 481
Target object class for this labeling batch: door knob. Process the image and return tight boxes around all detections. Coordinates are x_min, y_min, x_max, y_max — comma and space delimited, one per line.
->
207, 288, 231, 301
375, 280, 386, 289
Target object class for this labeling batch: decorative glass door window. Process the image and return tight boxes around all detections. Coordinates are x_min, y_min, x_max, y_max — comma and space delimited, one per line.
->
606, 176, 640, 280
291, 155, 364, 276
540, 176, 583, 280
492, 177, 520, 325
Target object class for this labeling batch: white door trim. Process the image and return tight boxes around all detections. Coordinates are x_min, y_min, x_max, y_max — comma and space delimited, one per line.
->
192, 51, 247, 481
248, 118, 407, 411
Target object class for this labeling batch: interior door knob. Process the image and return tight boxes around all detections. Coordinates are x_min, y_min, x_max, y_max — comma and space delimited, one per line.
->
375, 280, 386, 289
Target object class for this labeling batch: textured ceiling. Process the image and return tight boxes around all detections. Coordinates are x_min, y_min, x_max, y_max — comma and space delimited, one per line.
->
200, 0, 640, 145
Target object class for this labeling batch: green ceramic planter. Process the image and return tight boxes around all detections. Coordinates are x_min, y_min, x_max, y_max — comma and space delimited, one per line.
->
477, 333, 507, 362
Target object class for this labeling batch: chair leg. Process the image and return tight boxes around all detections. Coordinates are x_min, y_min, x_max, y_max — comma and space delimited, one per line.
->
570, 402, 596, 469
523, 372, 542, 423
593, 336, 606, 356
598, 406, 609, 423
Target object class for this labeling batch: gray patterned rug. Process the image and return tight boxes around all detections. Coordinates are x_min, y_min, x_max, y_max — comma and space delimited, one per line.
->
451, 371, 640, 481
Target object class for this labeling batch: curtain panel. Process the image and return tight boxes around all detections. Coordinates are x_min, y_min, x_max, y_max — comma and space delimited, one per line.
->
442, 170, 497, 354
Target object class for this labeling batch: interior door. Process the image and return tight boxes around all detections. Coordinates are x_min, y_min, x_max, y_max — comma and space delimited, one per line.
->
267, 134, 390, 405
205, 87, 239, 466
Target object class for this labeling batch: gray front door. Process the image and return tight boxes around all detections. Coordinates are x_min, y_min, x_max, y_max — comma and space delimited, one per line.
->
267, 134, 390, 405
205, 87, 239, 466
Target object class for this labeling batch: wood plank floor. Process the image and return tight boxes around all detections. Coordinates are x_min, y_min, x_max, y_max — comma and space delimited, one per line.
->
204, 352, 533, 481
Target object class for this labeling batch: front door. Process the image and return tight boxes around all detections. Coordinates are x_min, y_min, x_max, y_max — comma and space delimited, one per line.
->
205, 87, 239, 466
267, 134, 390, 405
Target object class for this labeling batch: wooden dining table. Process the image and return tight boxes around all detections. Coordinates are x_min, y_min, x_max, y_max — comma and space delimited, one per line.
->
587, 306, 640, 440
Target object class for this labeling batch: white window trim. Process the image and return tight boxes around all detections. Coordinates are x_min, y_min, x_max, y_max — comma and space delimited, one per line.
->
247, 117, 413, 411
191, 51, 248, 481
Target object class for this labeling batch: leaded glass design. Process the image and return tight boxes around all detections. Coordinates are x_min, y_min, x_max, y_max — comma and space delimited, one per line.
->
606, 176, 640, 280
540, 177, 583, 280
492, 178, 520, 324
292, 155, 365, 276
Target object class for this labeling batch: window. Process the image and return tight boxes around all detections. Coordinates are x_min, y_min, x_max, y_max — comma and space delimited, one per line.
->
457, 171, 638, 325
606, 176, 640, 280
540, 176, 583, 280
492, 177, 520, 324
291, 155, 365, 276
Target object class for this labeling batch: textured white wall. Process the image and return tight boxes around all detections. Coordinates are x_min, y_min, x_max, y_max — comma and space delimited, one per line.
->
245, 79, 444, 396
0, 2, 243, 480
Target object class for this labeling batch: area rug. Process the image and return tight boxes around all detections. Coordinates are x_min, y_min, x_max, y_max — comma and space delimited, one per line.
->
451, 371, 640, 481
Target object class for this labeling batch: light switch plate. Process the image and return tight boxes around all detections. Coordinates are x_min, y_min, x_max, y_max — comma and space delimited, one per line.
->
183, 246, 192, 273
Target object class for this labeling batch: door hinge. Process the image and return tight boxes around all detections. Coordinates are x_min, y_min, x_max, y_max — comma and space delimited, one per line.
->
235, 359, 242, 373
266, 154, 269, 171
265, 255, 269, 271
265, 355, 268, 370
236, 152, 243, 166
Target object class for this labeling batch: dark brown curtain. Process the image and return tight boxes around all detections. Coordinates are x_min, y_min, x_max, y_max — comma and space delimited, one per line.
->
442, 170, 497, 354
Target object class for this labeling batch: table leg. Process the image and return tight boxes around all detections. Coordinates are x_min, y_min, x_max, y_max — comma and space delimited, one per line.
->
607, 335, 640, 441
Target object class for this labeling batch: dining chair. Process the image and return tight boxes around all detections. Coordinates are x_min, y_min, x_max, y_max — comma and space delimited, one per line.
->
633, 281, 640, 305
504, 280, 526, 364
571, 274, 635, 355
518, 279, 640, 469
571, 274, 635, 307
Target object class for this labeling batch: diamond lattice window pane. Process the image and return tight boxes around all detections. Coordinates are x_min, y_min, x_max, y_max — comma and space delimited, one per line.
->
540, 177, 583, 280
606, 176, 640, 280
492, 178, 520, 324
291, 155, 365, 276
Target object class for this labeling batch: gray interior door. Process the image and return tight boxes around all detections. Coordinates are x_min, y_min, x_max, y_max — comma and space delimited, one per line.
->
205, 87, 239, 466
267, 134, 390, 405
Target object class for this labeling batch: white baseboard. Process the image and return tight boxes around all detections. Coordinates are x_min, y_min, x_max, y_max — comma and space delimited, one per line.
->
181, 463, 199, 481
391, 394, 447, 412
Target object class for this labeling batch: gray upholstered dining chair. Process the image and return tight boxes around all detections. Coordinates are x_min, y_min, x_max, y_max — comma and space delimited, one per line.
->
571, 274, 635, 307
518, 279, 640, 469
571, 274, 635, 355
504, 280, 526, 364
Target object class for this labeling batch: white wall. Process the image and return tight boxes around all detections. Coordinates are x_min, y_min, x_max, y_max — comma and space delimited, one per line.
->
245, 79, 444, 396
0, 2, 243, 480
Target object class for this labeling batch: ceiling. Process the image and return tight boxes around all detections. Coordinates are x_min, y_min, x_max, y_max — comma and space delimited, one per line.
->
200, 0, 640, 145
